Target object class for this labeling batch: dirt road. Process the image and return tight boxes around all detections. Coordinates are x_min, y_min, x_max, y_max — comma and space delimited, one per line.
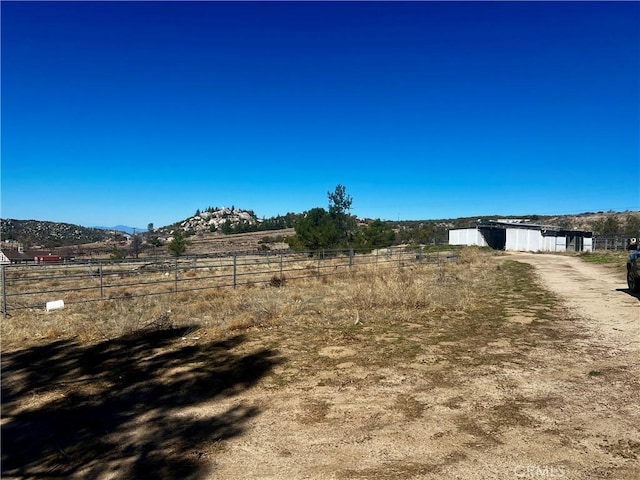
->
508, 252, 639, 352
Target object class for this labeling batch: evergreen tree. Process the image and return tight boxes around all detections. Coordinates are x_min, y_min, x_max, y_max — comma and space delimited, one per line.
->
353, 219, 395, 251
328, 184, 352, 216
288, 185, 357, 251
167, 230, 188, 256
290, 208, 339, 251
221, 219, 233, 234
327, 184, 356, 247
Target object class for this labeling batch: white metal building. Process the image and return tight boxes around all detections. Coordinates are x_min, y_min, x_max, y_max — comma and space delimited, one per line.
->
449, 221, 593, 253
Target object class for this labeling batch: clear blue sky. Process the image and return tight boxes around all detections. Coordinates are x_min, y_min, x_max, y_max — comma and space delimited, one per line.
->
2, 1, 638, 228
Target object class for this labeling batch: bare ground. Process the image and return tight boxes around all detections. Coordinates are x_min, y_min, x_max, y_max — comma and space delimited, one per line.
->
202, 254, 640, 480
506, 252, 639, 351
2, 252, 639, 479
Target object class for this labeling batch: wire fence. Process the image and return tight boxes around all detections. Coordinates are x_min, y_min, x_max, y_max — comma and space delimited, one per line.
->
593, 235, 637, 251
1, 246, 460, 314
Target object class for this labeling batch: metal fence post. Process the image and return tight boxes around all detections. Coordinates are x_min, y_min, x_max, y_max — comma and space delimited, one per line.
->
1, 265, 7, 316
174, 257, 179, 293
233, 254, 237, 289
99, 261, 104, 298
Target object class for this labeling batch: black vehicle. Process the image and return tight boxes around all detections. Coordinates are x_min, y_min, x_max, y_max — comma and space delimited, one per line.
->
627, 239, 640, 293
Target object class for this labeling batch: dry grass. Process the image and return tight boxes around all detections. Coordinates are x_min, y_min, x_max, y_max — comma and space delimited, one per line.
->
1, 249, 493, 350
3, 247, 639, 479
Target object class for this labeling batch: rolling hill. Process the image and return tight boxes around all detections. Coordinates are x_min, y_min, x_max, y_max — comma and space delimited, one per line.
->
1, 209, 638, 250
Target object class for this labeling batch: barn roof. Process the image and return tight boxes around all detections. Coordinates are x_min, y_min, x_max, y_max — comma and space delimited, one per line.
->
452, 221, 592, 237
0, 248, 30, 261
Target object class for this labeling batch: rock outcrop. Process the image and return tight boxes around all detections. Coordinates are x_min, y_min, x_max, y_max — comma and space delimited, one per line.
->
179, 207, 260, 233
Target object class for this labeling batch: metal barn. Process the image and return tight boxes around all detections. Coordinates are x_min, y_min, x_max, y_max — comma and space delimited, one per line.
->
449, 221, 593, 253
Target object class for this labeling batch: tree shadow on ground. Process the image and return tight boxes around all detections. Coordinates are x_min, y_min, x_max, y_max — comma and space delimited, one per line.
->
1, 327, 281, 479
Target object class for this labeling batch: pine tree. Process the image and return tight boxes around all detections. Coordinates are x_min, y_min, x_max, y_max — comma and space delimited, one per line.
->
167, 230, 188, 256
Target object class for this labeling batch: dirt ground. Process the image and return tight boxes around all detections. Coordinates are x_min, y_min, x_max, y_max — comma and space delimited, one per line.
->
507, 253, 639, 350
201, 253, 640, 480
2, 252, 639, 479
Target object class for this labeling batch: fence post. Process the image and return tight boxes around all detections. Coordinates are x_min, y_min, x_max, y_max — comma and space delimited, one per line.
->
1, 265, 7, 316
279, 253, 283, 281
349, 249, 354, 268
233, 254, 237, 289
99, 261, 104, 298
317, 251, 321, 277
174, 257, 179, 293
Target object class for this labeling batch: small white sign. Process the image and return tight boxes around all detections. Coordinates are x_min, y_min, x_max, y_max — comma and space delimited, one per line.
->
45, 299, 65, 312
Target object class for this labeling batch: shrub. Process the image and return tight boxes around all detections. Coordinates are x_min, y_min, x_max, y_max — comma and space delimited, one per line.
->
270, 274, 286, 288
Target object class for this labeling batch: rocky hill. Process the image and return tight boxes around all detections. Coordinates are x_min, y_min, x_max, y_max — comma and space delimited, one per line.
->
174, 207, 260, 234
0, 219, 115, 248
0, 207, 283, 249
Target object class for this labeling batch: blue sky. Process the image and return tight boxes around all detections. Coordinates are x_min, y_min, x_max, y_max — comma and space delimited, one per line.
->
2, 1, 638, 228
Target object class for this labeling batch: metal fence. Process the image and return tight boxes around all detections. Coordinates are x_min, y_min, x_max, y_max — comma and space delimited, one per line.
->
593, 235, 636, 251
0, 246, 459, 314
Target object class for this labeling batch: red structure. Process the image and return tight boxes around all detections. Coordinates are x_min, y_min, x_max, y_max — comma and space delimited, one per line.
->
34, 254, 63, 264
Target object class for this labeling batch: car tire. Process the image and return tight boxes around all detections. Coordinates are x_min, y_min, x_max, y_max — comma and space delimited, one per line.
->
628, 267, 640, 293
